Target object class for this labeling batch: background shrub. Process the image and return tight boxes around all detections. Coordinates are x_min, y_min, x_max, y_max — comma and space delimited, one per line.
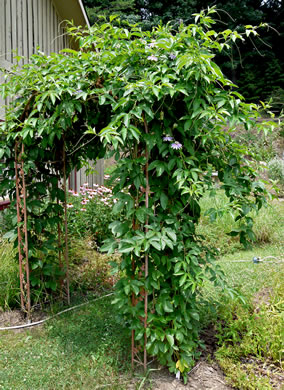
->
69, 238, 120, 294
268, 158, 284, 189
232, 124, 282, 163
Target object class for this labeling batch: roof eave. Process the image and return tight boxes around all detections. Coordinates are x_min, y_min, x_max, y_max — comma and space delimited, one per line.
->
52, 0, 90, 29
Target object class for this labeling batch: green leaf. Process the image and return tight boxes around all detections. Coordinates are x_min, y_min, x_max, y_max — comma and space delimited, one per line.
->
179, 274, 187, 287
163, 301, 174, 313
166, 334, 174, 347
132, 284, 140, 296
124, 285, 131, 295
123, 114, 130, 128
160, 192, 168, 210
176, 331, 184, 343
148, 160, 160, 171
165, 229, 176, 242
168, 158, 176, 171
151, 240, 161, 251
190, 311, 200, 321
99, 95, 106, 105
109, 14, 118, 22
3, 230, 17, 241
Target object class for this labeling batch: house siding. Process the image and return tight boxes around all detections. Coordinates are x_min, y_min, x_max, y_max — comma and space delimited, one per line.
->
0, 0, 70, 119
0, 0, 69, 63
0, 0, 103, 192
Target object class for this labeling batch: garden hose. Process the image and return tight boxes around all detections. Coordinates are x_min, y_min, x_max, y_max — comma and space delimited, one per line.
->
0, 292, 114, 331
218, 256, 284, 264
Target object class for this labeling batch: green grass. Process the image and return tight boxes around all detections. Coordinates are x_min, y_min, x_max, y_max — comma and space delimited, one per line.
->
0, 297, 132, 390
0, 239, 19, 310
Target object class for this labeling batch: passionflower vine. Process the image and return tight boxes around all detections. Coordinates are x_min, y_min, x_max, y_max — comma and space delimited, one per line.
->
147, 55, 158, 61
163, 136, 174, 142
171, 141, 182, 150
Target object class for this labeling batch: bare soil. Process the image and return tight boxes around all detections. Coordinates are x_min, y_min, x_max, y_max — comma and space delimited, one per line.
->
147, 361, 232, 390
129, 326, 233, 390
0, 309, 23, 327
0, 308, 46, 333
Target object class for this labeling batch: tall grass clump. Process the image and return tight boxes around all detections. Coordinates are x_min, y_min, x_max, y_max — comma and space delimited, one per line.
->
0, 238, 19, 310
197, 190, 283, 254
268, 158, 284, 194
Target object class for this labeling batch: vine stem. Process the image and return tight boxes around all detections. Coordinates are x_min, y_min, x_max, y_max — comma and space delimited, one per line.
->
142, 112, 149, 372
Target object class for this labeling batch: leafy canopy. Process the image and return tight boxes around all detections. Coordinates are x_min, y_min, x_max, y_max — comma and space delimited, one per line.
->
83, 0, 284, 108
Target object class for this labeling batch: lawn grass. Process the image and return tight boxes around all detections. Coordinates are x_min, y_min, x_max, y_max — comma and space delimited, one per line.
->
0, 297, 132, 390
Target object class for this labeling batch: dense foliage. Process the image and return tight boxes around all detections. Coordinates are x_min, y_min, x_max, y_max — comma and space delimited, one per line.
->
83, 0, 284, 108
0, 9, 273, 381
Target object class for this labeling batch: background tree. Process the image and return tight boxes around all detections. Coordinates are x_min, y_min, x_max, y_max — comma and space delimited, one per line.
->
83, 0, 140, 25
83, 0, 284, 109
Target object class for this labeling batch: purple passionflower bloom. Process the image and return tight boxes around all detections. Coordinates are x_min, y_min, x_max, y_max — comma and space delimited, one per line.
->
163, 136, 174, 142
75, 89, 83, 95
147, 55, 158, 61
171, 141, 182, 150
169, 53, 176, 60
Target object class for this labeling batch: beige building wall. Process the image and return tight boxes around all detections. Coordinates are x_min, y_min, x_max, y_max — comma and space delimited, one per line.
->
0, 0, 72, 119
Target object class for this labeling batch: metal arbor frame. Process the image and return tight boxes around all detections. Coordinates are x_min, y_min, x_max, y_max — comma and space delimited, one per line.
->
14, 139, 70, 319
15, 141, 31, 319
